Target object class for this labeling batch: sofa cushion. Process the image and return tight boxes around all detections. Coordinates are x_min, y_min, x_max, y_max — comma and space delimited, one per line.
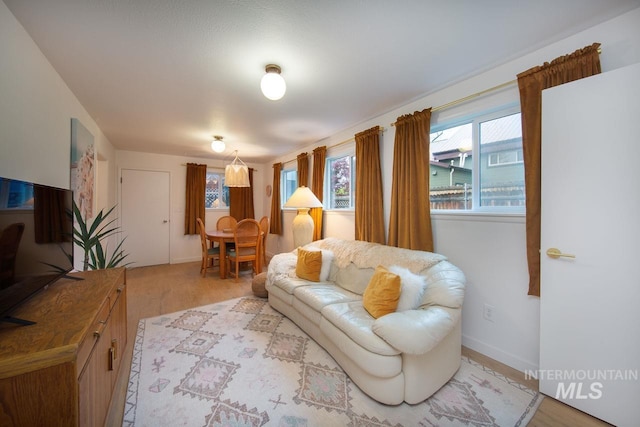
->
419, 261, 466, 309
293, 284, 360, 313
322, 301, 401, 356
296, 247, 323, 281
269, 276, 313, 295
334, 263, 375, 295
388, 265, 428, 311
372, 307, 459, 354
362, 266, 401, 318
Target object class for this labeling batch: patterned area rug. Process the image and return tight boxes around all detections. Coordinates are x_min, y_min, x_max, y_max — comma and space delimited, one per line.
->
123, 297, 542, 426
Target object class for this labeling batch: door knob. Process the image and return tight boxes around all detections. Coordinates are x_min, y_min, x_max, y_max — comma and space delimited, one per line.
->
546, 247, 576, 259
163, 220, 168, 223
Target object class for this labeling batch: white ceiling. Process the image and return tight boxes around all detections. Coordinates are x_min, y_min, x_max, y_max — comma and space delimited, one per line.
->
4, 0, 639, 163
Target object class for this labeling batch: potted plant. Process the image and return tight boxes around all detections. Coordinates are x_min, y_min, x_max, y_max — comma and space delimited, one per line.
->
71, 201, 131, 270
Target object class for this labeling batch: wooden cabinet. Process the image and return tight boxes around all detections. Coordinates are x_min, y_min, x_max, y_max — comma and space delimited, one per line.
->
0, 268, 127, 426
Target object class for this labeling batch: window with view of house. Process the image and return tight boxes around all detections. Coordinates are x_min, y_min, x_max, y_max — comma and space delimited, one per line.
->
205, 171, 228, 208
479, 113, 525, 208
281, 169, 298, 207
488, 149, 523, 166
429, 109, 524, 211
325, 154, 355, 209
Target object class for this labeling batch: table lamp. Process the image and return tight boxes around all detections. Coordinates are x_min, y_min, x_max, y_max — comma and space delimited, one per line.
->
283, 186, 323, 248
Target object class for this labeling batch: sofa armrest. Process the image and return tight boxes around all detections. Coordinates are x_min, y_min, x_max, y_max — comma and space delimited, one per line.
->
372, 307, 459, 355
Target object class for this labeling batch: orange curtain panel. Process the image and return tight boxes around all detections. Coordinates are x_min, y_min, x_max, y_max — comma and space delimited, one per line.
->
517, 42, 601, 296
388, 109, 433, 251
355, 126, 385, 244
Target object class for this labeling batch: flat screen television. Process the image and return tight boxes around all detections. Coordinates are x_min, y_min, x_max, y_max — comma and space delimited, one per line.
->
0, 176, 74, 325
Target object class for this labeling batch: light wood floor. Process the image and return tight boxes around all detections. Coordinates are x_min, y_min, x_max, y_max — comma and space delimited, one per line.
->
105, 261, 611, 427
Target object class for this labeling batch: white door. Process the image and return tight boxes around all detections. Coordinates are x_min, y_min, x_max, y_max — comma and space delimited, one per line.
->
121, 169, 170, 267
540, 63, 640, 427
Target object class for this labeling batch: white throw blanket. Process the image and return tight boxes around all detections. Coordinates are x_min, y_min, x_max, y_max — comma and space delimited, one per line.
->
310, 237, 446, 272
266, 251, 298, 284
267, 238, 447, 286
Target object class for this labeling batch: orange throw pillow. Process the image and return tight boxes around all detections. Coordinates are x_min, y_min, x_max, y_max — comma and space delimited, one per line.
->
296, 247, 323, 282
363, 265, 401, 318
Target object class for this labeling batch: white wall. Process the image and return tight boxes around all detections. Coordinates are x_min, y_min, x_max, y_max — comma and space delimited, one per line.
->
0, 2, 118, 273
115, 150, 266, 265
0, 2, 116, 204
265, 7, 640, 373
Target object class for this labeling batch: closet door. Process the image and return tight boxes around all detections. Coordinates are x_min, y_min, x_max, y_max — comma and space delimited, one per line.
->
120, 169, 170, 266
540, 63, 640, 427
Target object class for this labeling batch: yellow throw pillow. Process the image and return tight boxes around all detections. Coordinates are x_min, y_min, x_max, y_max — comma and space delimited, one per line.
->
296, 247, 323, 282
363, 265, 401, 318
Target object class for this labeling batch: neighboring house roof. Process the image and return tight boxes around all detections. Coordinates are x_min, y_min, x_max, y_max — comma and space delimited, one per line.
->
430, 112, 521, 157
480, 113, 521, 144
431, 124, 472, 157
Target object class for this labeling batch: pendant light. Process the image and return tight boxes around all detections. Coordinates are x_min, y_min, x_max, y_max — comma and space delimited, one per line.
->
225, 150, 250, 187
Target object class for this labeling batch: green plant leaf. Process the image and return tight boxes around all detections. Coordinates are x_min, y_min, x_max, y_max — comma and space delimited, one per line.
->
71, 200, 132, 271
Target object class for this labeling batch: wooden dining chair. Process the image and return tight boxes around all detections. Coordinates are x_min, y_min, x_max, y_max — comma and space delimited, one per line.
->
216, 215, 238, 232
258, 215, 269, 269
196, 218, 220, 277
216, 215, 238, 251
226, 218, 261, 282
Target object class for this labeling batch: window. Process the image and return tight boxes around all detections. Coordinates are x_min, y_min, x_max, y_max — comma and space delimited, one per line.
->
488, 150, 523, 167
429, 109, 524, 211
205, 171, 228, 208
281, 169, 297, 207
325, 154, 355, 209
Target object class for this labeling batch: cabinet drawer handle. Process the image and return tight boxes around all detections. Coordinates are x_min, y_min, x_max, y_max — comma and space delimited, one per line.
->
107, 339, 119, 371
93, 320, 107, 338
108, 347, 114, 371
117, 286, 124, 294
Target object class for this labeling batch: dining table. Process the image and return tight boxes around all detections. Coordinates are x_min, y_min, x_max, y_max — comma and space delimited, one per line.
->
206, 229, 263, 279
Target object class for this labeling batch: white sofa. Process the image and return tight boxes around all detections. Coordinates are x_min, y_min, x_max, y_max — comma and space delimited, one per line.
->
266, 238, 466, 405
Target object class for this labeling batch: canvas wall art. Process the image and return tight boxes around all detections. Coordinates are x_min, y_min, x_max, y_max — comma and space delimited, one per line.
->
70, 118, 95, 219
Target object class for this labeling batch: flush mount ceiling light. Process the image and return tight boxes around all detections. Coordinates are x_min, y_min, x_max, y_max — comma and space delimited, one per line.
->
260, 64, 286, 100
211, 135, 226, 153
225, 150, 250, 187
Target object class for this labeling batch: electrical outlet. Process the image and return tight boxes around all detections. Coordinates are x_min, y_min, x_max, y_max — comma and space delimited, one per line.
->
483, 303, 495, 322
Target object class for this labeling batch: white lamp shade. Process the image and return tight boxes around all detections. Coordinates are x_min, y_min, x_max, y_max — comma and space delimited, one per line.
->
261, 71, 286, 100
225, 164, 250, 187
284, 186, 322, 208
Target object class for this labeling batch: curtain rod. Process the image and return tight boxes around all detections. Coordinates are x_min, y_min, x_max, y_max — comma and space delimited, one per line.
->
282, 126, 385, 165
180, 163, 258, 171
432, 79, 516, 113
392, 46, 602, 125
390, 80, 516, 126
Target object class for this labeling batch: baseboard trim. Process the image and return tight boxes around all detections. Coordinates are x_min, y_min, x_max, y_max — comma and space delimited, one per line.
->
462, 334, 538, 373
171, 256, 201, 264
